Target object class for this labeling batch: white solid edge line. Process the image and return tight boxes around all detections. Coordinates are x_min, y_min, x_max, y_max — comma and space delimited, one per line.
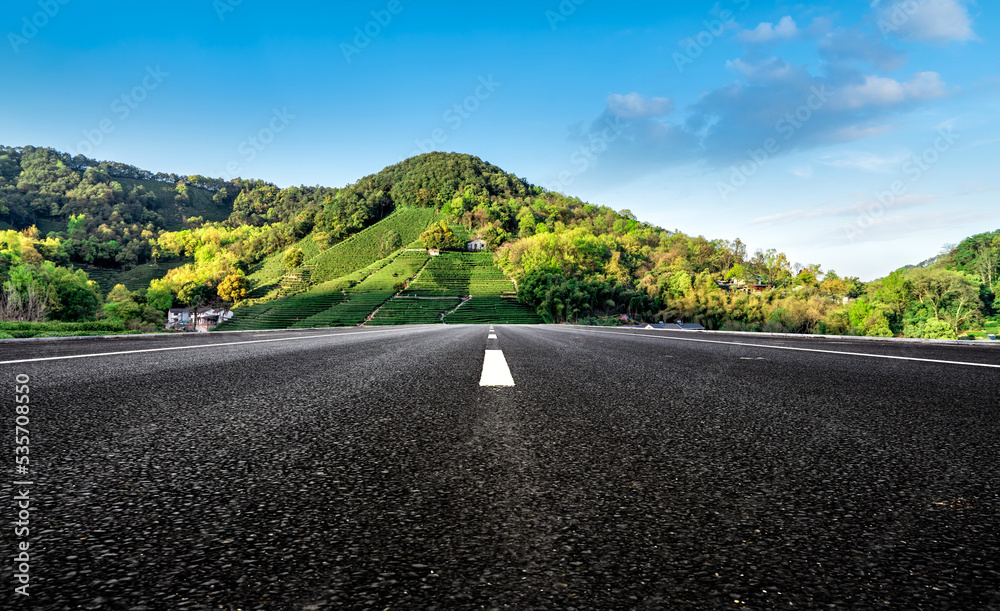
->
480, 349, 515, 386
0, 327, 416, 366
552, 327, 1000, 369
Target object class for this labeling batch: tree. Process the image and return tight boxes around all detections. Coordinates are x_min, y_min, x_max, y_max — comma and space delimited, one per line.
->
175, 183, 190, 206
921, 317, 958, 340
284, 247, 304, 269
420, 220, 459, 251
177, 282, 216, 331
106, 283, 131, 304
146, 279, 174, 311
217, 274, 249, 307
907, 268, 982, 334
379, 229, 402, 257
0, 282, 46, 322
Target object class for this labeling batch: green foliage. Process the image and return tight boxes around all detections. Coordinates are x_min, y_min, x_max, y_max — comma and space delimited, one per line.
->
0, 320, 131, 338
913, 317, 959, 340
517, 269, 657, 324
217, 274, 249, 305
310, 208, 438, 283
102, 283, 166, 331
1, 259, 101, 322
247, 233, 326, 292
420, 220, 460, 251
284, 247, 305, 270
380, 229, 402, 257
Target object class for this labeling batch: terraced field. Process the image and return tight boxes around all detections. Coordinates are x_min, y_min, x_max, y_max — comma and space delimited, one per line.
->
215, 281, 350, 330
286, 251, 430, 328
443, 296, 544, 324
247, 234, 327, 292
309, 208, 439, 283
402, 252, 515, 297
367, 297, 465, 326
218, 225, 543, 329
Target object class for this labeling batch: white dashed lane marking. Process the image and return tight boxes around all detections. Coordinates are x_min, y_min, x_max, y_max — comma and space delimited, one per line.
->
480, 327, 512, 386
479, 350, 515, 386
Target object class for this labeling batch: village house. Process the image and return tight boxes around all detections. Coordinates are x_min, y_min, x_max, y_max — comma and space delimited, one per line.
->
196, 308, 234, 332
167, 309, 193, 330
167, 308, 233, 332
466, 238, 487, 252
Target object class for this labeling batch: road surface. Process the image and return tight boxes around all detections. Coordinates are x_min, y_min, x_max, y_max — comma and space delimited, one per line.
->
2, 326, 998, 609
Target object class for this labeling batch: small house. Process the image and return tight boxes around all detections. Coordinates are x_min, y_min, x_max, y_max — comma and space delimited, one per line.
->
195, 308, 234, 333
167, 309, 193, 331
466, 238, 487, 252
428, 248, 440, 256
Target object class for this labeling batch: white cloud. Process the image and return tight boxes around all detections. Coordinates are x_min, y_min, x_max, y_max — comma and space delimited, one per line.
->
606, 93, 674, 119
878, 0, 977, 42
820, 151, 910, 173
737, 16, 799, 43
751, 194, 941, 225
903, 71, 949, 98
726, 57, 796, 82
835, 72, 947, 109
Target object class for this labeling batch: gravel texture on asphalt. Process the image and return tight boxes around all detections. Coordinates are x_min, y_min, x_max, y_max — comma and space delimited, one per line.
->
1, 325, 998, 609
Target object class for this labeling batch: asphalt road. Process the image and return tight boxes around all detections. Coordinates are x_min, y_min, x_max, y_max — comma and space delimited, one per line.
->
2, 326, 999, 609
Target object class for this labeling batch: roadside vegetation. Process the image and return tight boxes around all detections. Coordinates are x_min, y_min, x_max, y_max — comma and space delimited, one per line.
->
1, 146, 996, 337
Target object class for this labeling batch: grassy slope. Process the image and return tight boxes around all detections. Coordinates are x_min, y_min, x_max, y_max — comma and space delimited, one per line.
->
246, 234, 327, 297
309, 208, 439, 283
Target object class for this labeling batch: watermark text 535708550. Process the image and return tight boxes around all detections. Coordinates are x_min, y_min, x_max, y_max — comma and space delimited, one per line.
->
13, 373, 33, 597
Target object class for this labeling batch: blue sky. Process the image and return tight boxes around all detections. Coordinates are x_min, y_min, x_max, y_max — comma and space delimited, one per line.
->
2, 0, 997, 280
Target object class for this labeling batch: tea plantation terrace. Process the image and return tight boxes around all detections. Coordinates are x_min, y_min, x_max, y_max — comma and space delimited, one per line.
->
219, 248, 542, 330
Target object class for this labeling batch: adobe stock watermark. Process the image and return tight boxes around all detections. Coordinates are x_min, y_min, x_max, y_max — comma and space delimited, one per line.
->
8, 0, 71, 54
13, 373, 33, 598
213, 0, 243, 21
543, 115, 629, 194
72, 65, 169, 157
341, 0, 404, 64
410, 75, 502, 157
872, 0, 934, 37
221, 108, 296, 180
674, 0, 750, 73
717, 84, 831, 201
545, 0, 586, 31
842, 124, 960, 240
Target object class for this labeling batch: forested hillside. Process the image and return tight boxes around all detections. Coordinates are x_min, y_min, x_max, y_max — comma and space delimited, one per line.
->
1, 146, 997, 339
